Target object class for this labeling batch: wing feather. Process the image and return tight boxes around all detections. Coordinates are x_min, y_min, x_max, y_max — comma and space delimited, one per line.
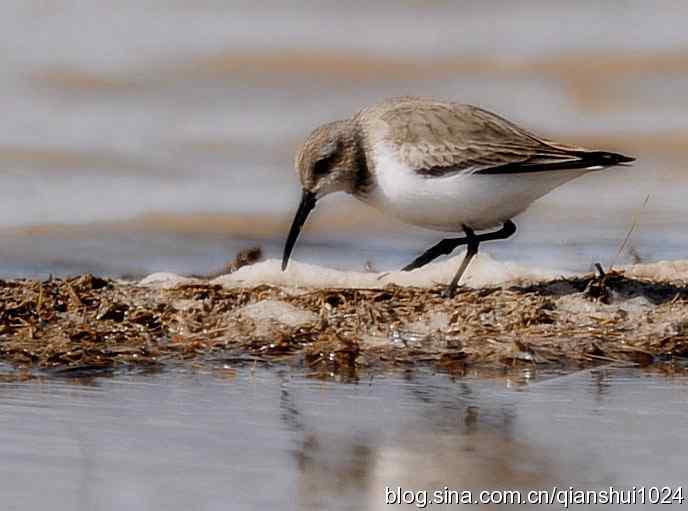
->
364, 99, 630, 177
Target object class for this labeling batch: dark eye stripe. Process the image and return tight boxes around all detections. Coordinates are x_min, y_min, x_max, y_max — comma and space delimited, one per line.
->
313, 154, 335, 176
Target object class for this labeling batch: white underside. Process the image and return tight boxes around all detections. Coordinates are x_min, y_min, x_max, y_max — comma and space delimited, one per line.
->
361, 142, 589, 232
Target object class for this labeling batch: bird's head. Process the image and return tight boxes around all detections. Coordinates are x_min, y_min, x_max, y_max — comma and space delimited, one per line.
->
295, 120, 358, 198
282, 120, 357, 271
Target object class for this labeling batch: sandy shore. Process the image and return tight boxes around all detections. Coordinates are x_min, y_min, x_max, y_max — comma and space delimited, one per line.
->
1, 255, 687, 378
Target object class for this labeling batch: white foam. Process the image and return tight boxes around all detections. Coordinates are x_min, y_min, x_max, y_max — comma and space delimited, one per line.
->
138, 272, 201, 289
210, 252, 568, 289
237, 300, 318, 327
138, 256, 688, 291
622, 260, 688, 281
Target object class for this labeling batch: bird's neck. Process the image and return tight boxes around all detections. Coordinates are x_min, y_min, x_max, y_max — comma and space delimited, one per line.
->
341, 121, 373, 197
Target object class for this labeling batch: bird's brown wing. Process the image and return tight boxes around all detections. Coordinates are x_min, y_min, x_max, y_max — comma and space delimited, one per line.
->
375, 100, 624, 177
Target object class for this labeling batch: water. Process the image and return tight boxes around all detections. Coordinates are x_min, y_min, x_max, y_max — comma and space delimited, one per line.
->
1, 365, 686, 510
1, 0, 688, 277
3, 5, 687, 507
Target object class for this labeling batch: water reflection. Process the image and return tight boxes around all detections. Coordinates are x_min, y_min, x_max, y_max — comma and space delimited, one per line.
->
0, 366, 687, 510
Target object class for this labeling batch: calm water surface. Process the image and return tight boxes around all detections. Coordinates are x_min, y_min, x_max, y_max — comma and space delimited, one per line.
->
1, 365, 687, 510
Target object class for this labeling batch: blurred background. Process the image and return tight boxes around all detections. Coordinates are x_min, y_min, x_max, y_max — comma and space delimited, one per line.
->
1, 0, 687, 278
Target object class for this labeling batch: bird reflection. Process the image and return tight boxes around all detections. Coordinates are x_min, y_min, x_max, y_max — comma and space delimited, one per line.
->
279, 371, 558, 509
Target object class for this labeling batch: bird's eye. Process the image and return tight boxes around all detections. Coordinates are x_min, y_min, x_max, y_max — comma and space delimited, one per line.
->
313, 155, 334, 177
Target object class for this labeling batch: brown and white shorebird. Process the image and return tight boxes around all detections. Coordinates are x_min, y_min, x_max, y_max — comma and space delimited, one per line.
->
281, 97, 634, 297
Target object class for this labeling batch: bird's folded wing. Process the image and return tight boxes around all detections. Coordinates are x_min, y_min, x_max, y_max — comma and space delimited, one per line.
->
379, 101, 589, 177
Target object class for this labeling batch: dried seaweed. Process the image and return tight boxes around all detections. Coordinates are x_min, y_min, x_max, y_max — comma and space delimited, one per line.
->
1, 270, 687, 378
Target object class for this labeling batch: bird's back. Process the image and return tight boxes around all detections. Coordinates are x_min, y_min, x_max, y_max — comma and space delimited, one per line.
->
354, 96, 633, 178
350, 97, 634, 232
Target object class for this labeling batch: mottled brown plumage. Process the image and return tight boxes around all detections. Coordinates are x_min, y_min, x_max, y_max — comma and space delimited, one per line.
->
354, 96, 623, 178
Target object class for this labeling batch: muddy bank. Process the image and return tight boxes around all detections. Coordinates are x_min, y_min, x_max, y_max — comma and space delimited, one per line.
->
1, 256, 688, 378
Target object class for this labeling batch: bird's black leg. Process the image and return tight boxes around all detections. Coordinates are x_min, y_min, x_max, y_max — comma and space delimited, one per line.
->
442, 220, 517, 298
476, 219, 517, 244
403, 220, 517, 272
401, 236, 469, 271
443, 227, 479, 298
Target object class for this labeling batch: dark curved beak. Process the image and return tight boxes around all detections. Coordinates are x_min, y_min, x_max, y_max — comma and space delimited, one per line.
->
281, 190, 317, 271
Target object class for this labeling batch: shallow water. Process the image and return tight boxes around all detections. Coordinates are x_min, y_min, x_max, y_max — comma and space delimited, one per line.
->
1, 365, 687, 510
2, 0, 688, 277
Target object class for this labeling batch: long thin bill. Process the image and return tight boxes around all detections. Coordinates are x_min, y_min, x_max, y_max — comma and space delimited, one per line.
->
281, 190, 317, 271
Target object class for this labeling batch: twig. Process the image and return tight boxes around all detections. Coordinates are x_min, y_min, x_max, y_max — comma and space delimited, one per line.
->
610, 194, 650, 269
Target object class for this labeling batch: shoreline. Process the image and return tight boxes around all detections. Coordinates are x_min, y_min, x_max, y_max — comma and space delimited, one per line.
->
1, 257, 688, 378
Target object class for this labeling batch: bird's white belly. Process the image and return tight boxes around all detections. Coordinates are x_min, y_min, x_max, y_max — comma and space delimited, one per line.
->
362, 142, 587, 232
